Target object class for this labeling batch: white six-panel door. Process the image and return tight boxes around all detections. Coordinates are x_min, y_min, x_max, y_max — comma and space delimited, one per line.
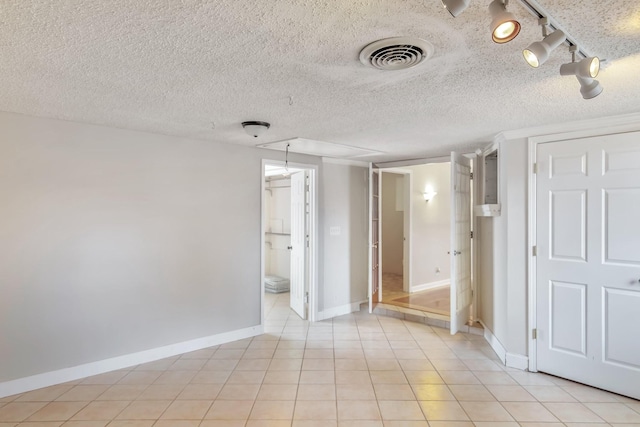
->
536, 132, 640, 400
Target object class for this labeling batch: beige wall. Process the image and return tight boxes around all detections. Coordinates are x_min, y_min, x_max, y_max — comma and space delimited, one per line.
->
381, 173, 404, 275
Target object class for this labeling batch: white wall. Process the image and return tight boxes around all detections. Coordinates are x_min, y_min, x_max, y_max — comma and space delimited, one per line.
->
407, 163, 451, 289
320, 161, 369, 314
264, 179, 291, 279
0, 112, 332, 388
381, 173, 403, 275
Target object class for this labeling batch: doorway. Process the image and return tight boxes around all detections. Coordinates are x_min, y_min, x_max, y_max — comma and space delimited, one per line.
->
379, 163, 452, 316
261, 161, 318, 324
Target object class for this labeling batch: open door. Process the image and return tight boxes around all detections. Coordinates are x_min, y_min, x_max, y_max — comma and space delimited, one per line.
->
450, 153, 472, 334
290, 170, 308, 319
368, 164, 382, 313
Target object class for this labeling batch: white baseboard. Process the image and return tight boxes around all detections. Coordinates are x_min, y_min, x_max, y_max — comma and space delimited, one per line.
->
478, 320, 529, 371
317, 300, 366, 321
0, 325, 263, 399
506, 353, 529, 371
411, 279, 449, 293
478, 320, 506, 365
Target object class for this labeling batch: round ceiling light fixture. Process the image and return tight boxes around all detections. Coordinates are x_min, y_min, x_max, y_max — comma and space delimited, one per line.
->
242, 121, 271, 138
359, 37, 434, 71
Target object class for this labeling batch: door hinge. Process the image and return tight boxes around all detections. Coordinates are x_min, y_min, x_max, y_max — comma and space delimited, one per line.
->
532, 328, 537, 339
533, 163, 538, 174
470, 172, 473, 180
304, 292, 309, 304
470, 231, 473, 239
306, 235, 310, 248
532, 246, 537, 256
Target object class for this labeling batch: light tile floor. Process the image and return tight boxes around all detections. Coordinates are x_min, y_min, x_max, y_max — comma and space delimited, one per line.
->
1, 292, 638, 427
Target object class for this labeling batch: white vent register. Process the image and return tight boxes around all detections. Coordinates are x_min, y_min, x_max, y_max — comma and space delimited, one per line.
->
359, 37, 434, 71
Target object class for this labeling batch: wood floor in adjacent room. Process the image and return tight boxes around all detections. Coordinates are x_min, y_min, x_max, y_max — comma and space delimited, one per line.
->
381, 273, 450, 316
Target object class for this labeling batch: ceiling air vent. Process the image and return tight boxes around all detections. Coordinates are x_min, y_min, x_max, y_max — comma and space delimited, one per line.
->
359, 37, 434, 71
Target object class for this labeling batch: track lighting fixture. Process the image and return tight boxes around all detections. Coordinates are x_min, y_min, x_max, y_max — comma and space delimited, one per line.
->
560, 49, 603, 99
441, 0, 470, 17
242, 121, 271, 138
488, 0, 521, 44
523, 18, 565, 68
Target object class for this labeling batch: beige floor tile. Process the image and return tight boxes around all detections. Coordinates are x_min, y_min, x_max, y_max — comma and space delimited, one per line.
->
562, 385, 621, 402
335, 359, 368, 371
176, 383, 222, 400
472, 423, 519, 427
199, 420, 246, 427
500, 401, 559, 422
14, 422, 64, 427
304, 350, 334, 359
70, 401, 129, 420
246, 420, 294, 427
116, 371, 161, 385
516, 424, 565, 427
472, 372, 518, 385
430, 360, 468, 372
226, 371, 266, 385
212, 350, 245, 360
398, 360, 434, 371
257, 384, 299, 401
61, 421, 109, 427
404, 371, 444, 385
335, 372, 370, 386
291, 420, 337, 427
249, 401, 295, 420
411, 385, 455, 401
274, 350, 305, 359
524, 385, 578, 402
378, 401, 425, 421
191, 371, 232, 384
16, 386, 73, 403
459, 401, 514, 422
437, 371, 479, 385
236, 359, 272, 371
180, 348, 216, 359
134, 358, 177, 371
543, 402, 605, 423
217, 384, 261, 400
370, 372, 407, 385
0, 402, 48, 422
373, 385, 415, 401
103, 420, 154, 426
335, 349, 366, 360
339, 421, 383, 427
485, 385, 536, 402
26, 402, 87, 421
297, 384, 335, 401
302, 359, 335, 371
205, 401, 254, 420
366, 360, 401, 371
336, 384, 376, 401
168, 359, 207, 371
80, 371, 128, 385
115, 400, 171, 420
153, 421, 200, 427
425, 422, 473, 427
337, 400, 380, 420
135, 384, 184, 400
294, 401, 337, 420
462, 360, 503, 371
420, 401, 469, 424
96, 385, 147, 401
203, 360, 239, 371
56, 386, 110, 402
585, 402, 640, 423
299, 371, 335, 385
382, 421, 429, 427
268, 359, 303, 371
263, 371, 300, 385
160, 400, 212, 420
447, 385, 495, 401
153, 371, 196, 385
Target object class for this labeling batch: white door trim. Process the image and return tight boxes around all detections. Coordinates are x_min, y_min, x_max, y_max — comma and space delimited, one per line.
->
379, 168, 413, 294
527, 122, 640, 373
261, 160, 319, 324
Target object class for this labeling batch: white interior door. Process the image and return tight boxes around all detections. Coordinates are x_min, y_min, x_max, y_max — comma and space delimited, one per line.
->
290, 170, 307, 319
536, 132, 640, 399
450, 153, 472, 334
368, 164, 381, 313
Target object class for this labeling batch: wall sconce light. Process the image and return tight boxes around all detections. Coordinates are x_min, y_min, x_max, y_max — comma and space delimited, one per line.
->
423, 191, 438, 202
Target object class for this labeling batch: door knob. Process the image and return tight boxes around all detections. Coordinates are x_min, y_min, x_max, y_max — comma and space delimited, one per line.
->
287, 246, 293, 250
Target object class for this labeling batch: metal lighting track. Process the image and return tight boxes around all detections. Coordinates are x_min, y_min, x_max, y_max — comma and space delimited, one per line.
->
515, 0, 594, 59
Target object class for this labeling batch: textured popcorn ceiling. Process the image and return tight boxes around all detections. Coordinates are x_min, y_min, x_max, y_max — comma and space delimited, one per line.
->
1, 1, 639, 161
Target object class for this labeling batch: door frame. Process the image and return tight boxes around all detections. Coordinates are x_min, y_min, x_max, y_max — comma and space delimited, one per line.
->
527, 122, 640, 373
261, 159, 319, 324
379, 168, 413, 294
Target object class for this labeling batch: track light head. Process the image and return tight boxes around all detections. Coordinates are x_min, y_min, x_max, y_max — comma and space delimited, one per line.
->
489, 0, 521, 44
441, 0, 471, 17
523, 27, 566, 68
560, 57, 603, 99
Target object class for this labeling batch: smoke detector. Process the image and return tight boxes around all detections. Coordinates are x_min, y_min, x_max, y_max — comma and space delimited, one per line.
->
359, 37, 434, 71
